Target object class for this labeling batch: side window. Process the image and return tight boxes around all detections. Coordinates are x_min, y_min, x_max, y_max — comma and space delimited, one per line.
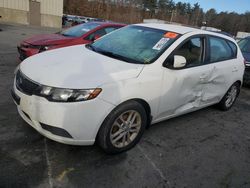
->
241, 39, 250, 52
227, 41, 237, 58
209, 37, 233, 62
173, 37, 203, 67
104, 27, 118, 34
85, 28, 107, 41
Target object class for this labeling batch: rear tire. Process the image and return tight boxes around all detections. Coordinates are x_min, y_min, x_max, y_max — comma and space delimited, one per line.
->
217, 82, 240, 111
97, 100, 147, 154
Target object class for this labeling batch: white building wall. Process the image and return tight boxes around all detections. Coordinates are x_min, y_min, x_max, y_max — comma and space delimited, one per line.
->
0, 0, 63, 15
0, 0, 29, 11
0, 0, 63, 28
36, 0, 63, 16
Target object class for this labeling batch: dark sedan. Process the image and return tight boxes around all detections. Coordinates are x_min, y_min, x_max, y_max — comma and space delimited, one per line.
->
238, 37, 250, 85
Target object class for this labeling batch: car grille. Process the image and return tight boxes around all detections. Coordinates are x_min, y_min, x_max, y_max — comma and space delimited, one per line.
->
20, 43, 30, 48
16, 70, 40, 95
17, 47, 28, 61
21, 43, 41, 49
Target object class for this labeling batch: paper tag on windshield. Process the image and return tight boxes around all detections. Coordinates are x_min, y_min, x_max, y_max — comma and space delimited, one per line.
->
81, 28, 90, 32
152, 38, 170, 50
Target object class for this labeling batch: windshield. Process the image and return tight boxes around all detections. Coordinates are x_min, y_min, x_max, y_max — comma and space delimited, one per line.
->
238, 38, 250, 53
60, 22, 101, 37
88, 25, 178, 64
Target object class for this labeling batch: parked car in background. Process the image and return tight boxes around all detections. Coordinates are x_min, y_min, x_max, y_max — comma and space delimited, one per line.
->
62, 15, 106, 27
12, 24, 245, 154
238, 37, 250, 85
17, 22, 125, 61
62, 15, 87, 27
70, 16, 87, 26
236, 31, 250, 41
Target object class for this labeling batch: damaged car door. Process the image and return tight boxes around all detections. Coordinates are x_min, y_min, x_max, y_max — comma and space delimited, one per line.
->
157, 36, 214, 119
201, 36, 239, 104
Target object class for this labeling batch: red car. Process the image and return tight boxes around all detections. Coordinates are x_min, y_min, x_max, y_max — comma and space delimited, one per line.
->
17, 22, 126, 60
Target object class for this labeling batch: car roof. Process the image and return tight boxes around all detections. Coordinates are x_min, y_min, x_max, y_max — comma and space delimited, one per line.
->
134, 23, 236, 42
134, 23, 201, 34
90, 21, 126, 27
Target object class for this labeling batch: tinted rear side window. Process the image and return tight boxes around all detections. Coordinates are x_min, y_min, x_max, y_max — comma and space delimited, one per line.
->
209, 37, 234, 62
227, 41, 237, 58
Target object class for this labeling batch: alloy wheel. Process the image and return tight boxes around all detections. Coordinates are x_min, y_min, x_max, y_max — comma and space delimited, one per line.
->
225, 85, 238, 108
110, 110, 142, 148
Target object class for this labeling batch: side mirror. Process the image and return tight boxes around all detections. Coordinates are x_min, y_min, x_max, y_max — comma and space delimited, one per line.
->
173, 55, 186, 68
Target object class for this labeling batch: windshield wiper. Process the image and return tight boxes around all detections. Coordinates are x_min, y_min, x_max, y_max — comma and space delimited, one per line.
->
96, 49, 142, 64
61, 33, 72, 37
85, 44, 96, 52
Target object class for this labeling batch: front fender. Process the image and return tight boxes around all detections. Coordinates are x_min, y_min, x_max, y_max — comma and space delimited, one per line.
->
98, 76, 162, 120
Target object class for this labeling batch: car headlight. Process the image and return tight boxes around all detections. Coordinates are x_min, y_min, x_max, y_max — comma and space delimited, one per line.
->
39, 45, 55, 53
14, 65, 20, 74
36, 86, 102, 102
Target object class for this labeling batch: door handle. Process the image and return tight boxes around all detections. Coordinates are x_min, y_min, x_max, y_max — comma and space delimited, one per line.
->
200, 74, 208, 80
232, 67, 238, 72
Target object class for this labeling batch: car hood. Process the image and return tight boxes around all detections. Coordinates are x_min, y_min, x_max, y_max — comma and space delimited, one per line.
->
23, 34, 75, 46
20, 45, 144, 88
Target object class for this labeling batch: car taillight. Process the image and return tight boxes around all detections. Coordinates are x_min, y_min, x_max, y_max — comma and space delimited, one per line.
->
243, 59, 247, 68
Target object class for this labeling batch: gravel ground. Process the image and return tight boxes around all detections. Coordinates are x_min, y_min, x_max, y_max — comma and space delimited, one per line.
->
0, 23, 250, 188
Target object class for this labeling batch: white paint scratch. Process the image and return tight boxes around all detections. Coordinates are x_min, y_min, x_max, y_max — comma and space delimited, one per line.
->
137, 145, 170, 187
44, 138, 53, 188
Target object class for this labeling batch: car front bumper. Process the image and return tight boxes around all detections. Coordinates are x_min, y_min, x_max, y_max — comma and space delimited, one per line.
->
17, 46, 39, 61
11, 84, 115, 145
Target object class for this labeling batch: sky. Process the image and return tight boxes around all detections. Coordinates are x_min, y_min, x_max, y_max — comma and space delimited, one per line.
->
173, 0, 250, 13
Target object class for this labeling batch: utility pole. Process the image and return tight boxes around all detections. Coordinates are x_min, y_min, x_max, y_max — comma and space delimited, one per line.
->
170, 9, 176, 23
195, 9, 200, 26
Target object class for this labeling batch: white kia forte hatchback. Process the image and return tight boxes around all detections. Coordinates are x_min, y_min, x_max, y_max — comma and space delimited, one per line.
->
12, 24, 245, 153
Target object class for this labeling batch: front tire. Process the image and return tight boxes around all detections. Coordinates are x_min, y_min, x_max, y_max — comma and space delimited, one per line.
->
217, 82, 240, 111
97, 101, 147, 154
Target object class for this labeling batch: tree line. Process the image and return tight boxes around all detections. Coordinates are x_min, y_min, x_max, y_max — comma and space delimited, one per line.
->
64, 0, 250, 35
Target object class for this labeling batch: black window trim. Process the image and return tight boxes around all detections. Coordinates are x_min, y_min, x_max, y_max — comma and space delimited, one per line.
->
163, 34, 238, 70
207, 35, 238, 64
163, 34, 208, 70
226, 40, 237, 58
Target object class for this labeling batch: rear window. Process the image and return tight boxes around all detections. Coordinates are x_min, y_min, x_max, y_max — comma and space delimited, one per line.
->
227, 41, 237, 58
209, 37, 234, 62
